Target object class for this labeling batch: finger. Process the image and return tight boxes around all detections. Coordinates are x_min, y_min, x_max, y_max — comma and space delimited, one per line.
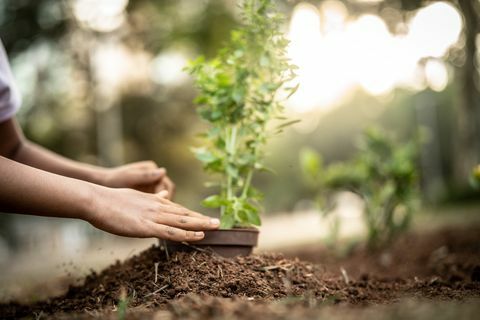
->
150, 224, 205, 242
163, 177, 175, 198
154, 183, 167, 194
154, 178, 174, 198
127, 168, 166, 185
157, 190, 169, 198
156, 213, 220, 231
132, 161, 158, 170
155, 197, 207, 218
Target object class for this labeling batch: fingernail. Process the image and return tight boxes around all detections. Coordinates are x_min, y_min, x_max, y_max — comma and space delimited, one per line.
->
195, 232, 204, 238
210, 218, 220, 225
152, 168, 165, 177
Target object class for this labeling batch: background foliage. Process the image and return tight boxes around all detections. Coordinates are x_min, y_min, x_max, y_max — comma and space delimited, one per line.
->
0, 0, 479, 248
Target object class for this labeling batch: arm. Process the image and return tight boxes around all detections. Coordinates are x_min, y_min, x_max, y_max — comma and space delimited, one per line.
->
0, 118, 175, 195
0, 155, 219, 240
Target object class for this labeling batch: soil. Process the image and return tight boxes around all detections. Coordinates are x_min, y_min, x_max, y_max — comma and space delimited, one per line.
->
1, 224, 480, 319
283, 224, 480, 281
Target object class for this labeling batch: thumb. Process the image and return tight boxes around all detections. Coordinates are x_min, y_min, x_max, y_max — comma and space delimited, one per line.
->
128, 168, 166, 185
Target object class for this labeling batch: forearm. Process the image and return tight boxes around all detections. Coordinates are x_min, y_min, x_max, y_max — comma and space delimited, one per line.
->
0, 155, 96, 220
13, 141, 106, 185
0, 119, 107, 185
0, 118, 172, 194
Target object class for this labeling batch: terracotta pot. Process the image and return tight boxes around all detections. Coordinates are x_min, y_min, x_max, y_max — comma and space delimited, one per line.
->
162, 228, 259, 258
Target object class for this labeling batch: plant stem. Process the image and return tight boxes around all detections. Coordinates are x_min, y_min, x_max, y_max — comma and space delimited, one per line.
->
242, 169, 253, 198
226, 125, 238, 201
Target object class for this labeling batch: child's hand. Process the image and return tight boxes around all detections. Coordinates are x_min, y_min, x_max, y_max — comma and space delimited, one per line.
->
86, 187, 219, 241
100, 161, 175, 198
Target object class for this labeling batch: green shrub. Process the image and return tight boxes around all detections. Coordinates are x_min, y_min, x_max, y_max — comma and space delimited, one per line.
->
186, 0, 298, 229
300, 128, 421, 248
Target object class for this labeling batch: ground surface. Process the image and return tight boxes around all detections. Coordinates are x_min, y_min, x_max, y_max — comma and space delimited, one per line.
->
1, 224, 479, 319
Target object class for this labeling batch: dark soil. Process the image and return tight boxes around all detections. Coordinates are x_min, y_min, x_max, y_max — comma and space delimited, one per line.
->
284, 224, 480, 281
1, 224, 480, 319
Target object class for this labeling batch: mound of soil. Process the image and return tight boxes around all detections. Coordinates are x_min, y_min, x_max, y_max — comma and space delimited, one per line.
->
2, 250, 336, 318
1, 225, 480, 319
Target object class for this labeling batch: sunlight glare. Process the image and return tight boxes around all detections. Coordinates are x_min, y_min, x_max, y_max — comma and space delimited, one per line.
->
150, 51, 189, 86
408, 2, 462, 58
346, 15, 396, 96
73, 0, 128, 32
286, 1, 463, 113
287, 2, 352, 113
93, 43, 151, 104
424, 59, 449, 92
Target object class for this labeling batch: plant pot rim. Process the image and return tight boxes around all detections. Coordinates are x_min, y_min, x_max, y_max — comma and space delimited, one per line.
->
216, 227, 259, 233
163, 227, 259, 248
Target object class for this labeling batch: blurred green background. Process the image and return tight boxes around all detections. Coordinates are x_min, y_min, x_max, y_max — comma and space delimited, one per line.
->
0, 0, 479, 256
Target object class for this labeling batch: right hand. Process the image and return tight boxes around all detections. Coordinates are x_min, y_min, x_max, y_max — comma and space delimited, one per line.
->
99, 161, 175, 198
86, 187, 219, 241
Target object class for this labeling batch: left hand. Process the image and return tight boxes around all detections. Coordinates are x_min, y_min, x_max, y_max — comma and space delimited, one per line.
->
100, 161, 175, 198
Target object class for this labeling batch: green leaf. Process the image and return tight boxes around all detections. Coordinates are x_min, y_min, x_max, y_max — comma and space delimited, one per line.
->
285, 83, 300, 99
232, 87, 245, 104
201, 195, 226, 208
246, 210, 261, 226
237, 210, 249, 223
191, 147, 216, 164
226, 164, 239, 178
254, 163, 276, 174
220, 213, 235, 229
276, 119, 301, 130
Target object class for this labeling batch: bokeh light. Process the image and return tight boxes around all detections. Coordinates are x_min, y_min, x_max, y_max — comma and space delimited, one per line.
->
73, 0, 129, 32
286, 1, 463, 113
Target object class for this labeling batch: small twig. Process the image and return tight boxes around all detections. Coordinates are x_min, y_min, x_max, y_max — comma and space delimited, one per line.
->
144, 284, 170, 297
260, 265, 281, 271
340, 267, 350, 284
154, 262, 159, 283
163, 240, 170, 261
258, 264, 293, 272
180, 242, 210, 253
218, 265, 224, 279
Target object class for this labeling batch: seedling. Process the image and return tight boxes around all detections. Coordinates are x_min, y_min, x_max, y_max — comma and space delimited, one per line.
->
300, 128, 420, 248
186, 0, 298, 229
117, 287, 129, 320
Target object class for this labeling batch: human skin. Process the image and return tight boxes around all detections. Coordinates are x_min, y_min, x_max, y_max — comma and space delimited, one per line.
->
0, 118, 219, 241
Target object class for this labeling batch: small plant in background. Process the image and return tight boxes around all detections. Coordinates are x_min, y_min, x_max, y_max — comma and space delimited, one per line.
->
300, 127, 421, 249
470, 164, 480, 189
186, 0, 298, 229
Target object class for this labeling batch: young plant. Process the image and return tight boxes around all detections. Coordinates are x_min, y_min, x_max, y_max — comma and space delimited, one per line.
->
116, 287, 129, 320
300, 128, 421, 249
186, 0, 298, 229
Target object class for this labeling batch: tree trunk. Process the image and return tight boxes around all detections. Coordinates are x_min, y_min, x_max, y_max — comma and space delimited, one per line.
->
454, 0, 480, 190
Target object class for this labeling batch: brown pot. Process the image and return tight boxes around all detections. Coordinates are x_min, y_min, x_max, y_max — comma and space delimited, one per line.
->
162, 228, 259, 258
